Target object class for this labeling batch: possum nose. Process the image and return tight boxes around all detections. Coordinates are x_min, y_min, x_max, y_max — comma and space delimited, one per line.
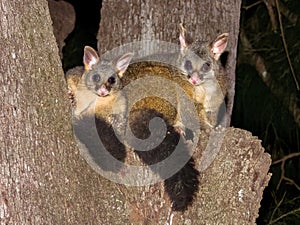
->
189, 72, 202, 85
97, 84, 109, 96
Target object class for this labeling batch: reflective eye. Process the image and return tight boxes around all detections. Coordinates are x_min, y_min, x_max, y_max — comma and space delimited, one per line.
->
201, 62, 211, 72
92, 74, 100, 83
184, 60, 193, 71
107, 76, 116, 84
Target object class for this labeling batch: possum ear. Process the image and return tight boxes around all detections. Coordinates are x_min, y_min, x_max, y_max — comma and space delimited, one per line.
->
179, 23, 188, 51
179, 23, 193, 54
114, 52, 134, 78
83, 46, 99, 71
210, 33, 229, 60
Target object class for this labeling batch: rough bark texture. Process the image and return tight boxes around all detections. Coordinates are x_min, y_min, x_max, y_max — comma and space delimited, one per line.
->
0, 1, 128, 224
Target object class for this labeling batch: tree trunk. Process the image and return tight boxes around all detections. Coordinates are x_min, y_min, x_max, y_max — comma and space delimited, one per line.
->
0, 1, 127, 224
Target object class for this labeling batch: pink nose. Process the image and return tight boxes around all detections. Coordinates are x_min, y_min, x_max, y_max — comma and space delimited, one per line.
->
191, 77, 198, 85
189, 72, 201, 85
98, 85, 109, 96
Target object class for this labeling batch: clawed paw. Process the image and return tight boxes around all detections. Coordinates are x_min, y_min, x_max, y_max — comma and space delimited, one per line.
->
68, 88, 76, 108
173, 120, 186, 137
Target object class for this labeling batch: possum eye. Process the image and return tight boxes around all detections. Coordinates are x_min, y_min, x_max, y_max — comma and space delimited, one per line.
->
107, 76, 116, 84
184, 60, 193, 71
201, 62, 211, 72
92, 74, 100, 83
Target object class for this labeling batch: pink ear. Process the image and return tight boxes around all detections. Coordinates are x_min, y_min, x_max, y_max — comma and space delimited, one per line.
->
83, 46, 99, 70
211, 33, 229, 60
179, 23, 187, 51
114, 52, 134, 78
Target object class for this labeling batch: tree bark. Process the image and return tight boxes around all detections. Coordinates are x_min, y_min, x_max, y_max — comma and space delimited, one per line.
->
0, 1, 128, 224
